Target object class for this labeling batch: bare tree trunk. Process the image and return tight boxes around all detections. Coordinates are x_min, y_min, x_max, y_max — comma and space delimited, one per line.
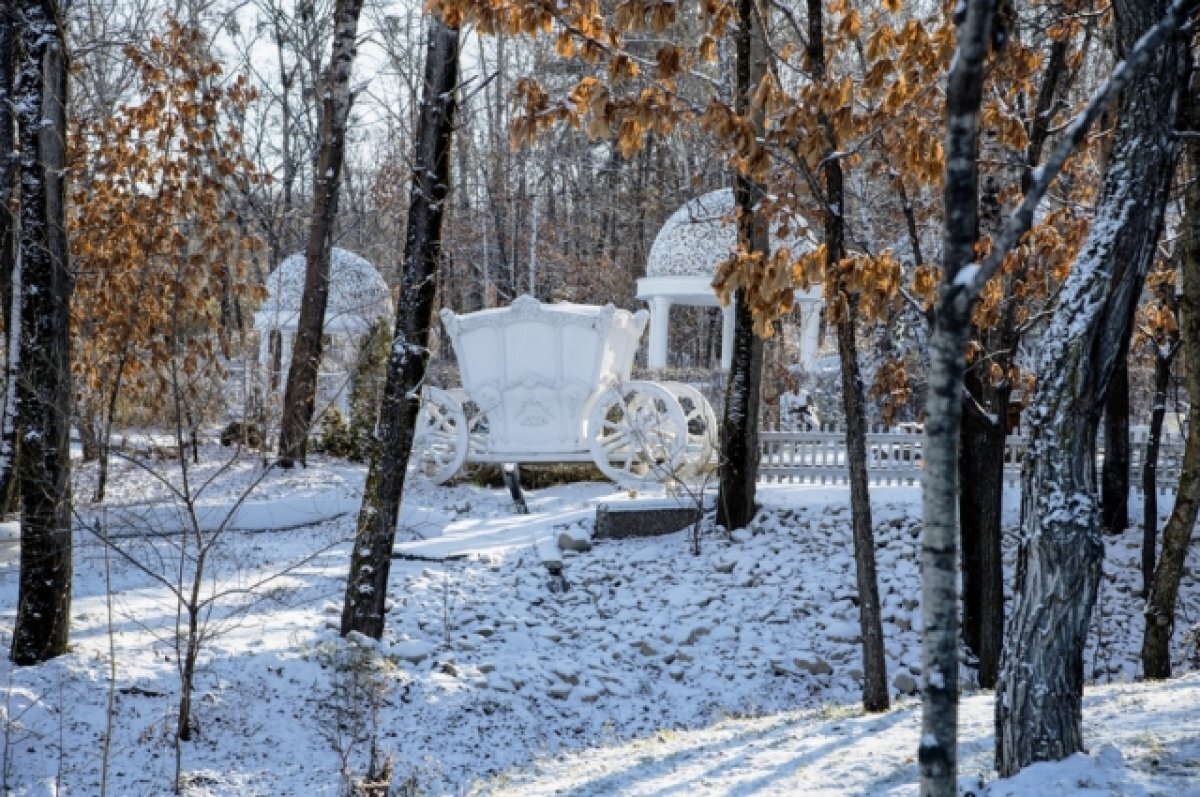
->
716, 293, 762, 530
837, 298, 888, 711
0, 6, 18, 513
1141, 74, 1200, 680
1101, 354, 1130, 533
959, 386, 1007, 688
996, 0, 1186, 774
715, 0, 766, 531
277, 0, 365, 467
920, 4, 996, 793
342, 18, 459, 638
1141, 340, 1175, 592
958, 31, 1068, 690
808, 0, 887, 713
11, 0, 73, 665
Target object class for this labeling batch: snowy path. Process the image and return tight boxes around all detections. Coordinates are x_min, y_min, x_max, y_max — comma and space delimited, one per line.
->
486, 674, 1200, 796
392, 483, 629, 560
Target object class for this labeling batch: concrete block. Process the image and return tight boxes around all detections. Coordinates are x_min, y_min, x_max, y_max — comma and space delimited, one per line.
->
594, 498, 702, 540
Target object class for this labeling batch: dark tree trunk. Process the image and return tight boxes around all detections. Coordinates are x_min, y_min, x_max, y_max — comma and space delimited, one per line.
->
715, 0, 766, 531
1101, 354, 1130, 533
958, 28, 1068, 691
0, 6, 18, 515
836, 296, 888, 712
921, 4, 995, 793
997, 0, 1186, 774
1141, 342, 1174, 592
716, 292, 763, 530
277, 0, 365, 467
11, 1, 73, 666
807, 0, 887, 713
959, 383, 1007, 689
1142, 71, 1200, 680
0, 6, 14, 335
342, 18, 459, 638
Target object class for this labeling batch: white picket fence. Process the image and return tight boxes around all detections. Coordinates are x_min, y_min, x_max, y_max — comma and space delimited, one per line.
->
757, 427, 1187, 493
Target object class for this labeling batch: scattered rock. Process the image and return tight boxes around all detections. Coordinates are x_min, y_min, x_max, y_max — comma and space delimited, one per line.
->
392, 639, 435, 663
634, 639, 660, 657
558, 527, 593, 553
893, 672, 919, 695
669, 624, 711, 646
552, 665, 580, 686
794, 655, 833, 676
547, 684, 572, 700
823, 620, 862, 643
714, 560, 737, 574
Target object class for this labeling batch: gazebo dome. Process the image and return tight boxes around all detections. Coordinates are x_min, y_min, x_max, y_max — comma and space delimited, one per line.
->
645, 188, 818, 280
255, 247, 392, 334
638, 189, 824, 371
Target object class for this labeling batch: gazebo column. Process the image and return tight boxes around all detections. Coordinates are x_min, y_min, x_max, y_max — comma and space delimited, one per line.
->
258, 328, 271, 372
797, 300, 824, 371
720, 302, 735, 370
279, 330, 294, 379
648, 295, 671, 370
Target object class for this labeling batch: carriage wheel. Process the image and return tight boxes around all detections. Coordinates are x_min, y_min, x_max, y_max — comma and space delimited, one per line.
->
586, 382, 688, 488
663, 381, 718, 475
414, 387, 468, 485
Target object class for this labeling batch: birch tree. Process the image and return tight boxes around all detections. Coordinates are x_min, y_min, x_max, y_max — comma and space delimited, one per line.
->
277, 0, 365, 467
342, 16, 460, 638
996, 0, 1191, 775
10, 0, 73, 666
919, 3, 996, 791
922, 0, 1196, 787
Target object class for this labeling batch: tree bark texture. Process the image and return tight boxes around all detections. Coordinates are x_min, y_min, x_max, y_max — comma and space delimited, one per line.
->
959, 383, 1007, 689
996, 0, 1186, 775
1141, 69, 1200, 680
715, 0, 766, 531
1140, 342, 1174, 592
0, 6, 19, 516
1101, 355, 1130, 533
956, 30, 1070, 692
0, 6, 15, 335
342, 19, 460, 638
808, 0, 887, 713
836, 295, 889, 712
921, 2, 995, 794
11, 1, 73, 666
958, 147, 1019, 691
716, 293, 763, 530
277, 0, 365, 466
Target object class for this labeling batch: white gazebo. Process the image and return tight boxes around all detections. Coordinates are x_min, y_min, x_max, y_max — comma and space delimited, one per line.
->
254, 248, 394, 412
636, 189, 823, 371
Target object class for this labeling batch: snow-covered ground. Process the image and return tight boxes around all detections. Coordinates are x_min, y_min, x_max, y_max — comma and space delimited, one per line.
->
0, 446, 1197, 795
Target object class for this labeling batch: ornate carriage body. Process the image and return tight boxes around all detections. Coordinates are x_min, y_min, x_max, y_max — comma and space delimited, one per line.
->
415, 295, 716, 488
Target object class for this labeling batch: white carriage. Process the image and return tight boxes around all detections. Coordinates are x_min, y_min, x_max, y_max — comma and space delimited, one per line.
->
415, 295, 717, 488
